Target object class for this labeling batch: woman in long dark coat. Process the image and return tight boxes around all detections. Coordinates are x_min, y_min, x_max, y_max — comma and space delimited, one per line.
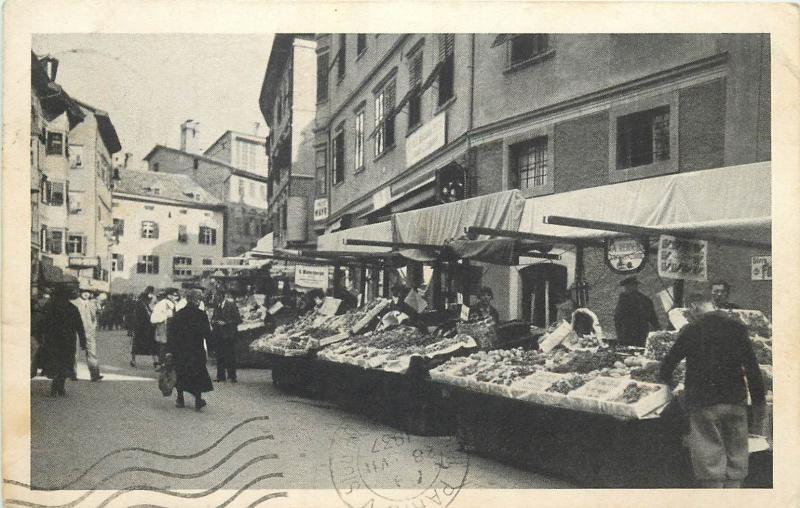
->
39, 286, 86, 397
168, 289, 213, 410
130, 286, 157, 368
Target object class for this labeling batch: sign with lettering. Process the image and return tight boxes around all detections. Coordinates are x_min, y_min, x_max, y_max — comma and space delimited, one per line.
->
657, 235, 708, 281
313, 198, 329, 222
406, 112, 446, 167
604, 236, 648, 273
295, 264, 329, 289
751, 255, 772, 280
68, 256, 99, 268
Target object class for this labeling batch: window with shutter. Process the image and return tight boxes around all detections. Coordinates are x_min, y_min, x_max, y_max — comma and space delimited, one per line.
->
317, 52, 329, 102
332, 130, 345, 185
357, 34, 367, 56
112, 253, 124, 272
437, 34, 455, 106
178, 224, 188, 243
374, 79, 396, 157
337, 34, 346, 81
354, 108, 365, 171
408, 50, 424, 128
141, 221, 158, 239
113, 218, 124, 237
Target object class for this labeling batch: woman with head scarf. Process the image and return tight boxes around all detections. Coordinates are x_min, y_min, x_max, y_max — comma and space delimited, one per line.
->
168, 289, 214, 410
130, 286, 157, 368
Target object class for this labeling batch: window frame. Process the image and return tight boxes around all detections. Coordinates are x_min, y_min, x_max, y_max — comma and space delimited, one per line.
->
316, 51, 330, 103
356, 34, 367, 58
136, 255, 159, 274
66, 234, 87, 255
140, 220, 159, 239
505, 34, 553, 71
113, 218, 125, 237
46, 131, 64, 156
46, 229, 64, 255
45, 180, 65, 206
111, 253, 124, 272
354, 107, 365, 172
373, 78, 396, 158
437, 34, 455, 107
198, 225, 217, 245
337, 34, 347, 82
332, 128, 345, 186
172, 256, 193, 277
607, 92, 679, 183
314, 145, 328, 195
407, 48, 424, 131
177, 224, 188, 243
502, 125, 555, 198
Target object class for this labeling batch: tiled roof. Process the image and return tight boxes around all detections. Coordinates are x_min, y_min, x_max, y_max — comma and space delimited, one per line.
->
113, 169, 222, 206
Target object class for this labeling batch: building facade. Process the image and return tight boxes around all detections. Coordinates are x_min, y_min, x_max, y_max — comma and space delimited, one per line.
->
64, 101, 122, 291
143, 129, 270, 256
259, 34, 318, 250
204, 129, 269, 177
311, 34, 771, 330
110, 170, 225, 294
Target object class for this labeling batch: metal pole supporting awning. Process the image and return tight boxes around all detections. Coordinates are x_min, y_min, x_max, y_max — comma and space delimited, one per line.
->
345, 238, 561, 261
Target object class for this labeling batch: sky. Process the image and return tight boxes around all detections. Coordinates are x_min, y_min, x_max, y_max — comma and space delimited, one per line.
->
32, 33, 274, 170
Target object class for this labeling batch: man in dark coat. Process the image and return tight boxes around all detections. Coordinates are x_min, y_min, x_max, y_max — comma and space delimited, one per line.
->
39, 285, 87, 397
212, 290, 242, 382
613, 276, 661, 347
130, 286, 157, 368
168, 289, 213, 410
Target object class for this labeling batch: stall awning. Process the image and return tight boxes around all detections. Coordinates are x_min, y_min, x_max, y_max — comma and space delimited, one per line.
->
359, 176, 436, 220
518, 162, 771, 245
393, 189, 527, 245
317, 221, 394, 253
246, 232, 274, 257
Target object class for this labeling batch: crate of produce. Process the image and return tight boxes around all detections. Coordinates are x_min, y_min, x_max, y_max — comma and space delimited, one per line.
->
600, 381, 672, 419
644, 330, 678, 361
456, 319, 498, 349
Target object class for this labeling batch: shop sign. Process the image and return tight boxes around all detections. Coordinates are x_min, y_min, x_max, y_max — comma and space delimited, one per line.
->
313, 198, 329, 222
657, 235, 708, 281
406, 112, 446, 167
751, 255, 772, 280
604, 236, 647, 274
68, 256, 100, 268
295, 264, 329, 289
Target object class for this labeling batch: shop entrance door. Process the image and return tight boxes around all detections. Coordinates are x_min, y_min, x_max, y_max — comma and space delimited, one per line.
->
519, 264, 567, 327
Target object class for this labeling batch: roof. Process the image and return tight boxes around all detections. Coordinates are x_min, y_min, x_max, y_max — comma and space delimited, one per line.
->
143, 144, 268, 183
259, 34, 315, 125
204, 130, 267, 156
75, 99, 122, 154
31, 52, 85, 128
112, 169, 223, 207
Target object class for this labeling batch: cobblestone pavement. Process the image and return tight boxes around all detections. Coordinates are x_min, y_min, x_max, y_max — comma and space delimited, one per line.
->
22, 329, 574, 506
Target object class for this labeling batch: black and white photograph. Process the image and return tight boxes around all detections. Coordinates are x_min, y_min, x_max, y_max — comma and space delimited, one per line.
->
3, 2, 799, 507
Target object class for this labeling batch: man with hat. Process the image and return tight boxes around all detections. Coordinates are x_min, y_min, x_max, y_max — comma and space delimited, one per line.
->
71, 284, 103, 381
613, 276, 661, 347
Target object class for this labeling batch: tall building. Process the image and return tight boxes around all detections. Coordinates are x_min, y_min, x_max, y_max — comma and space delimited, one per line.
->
312, 34, 771, 329
258, 34, 318, 250
143, 122, 270, 256
110, 169, 225, 293
65, 100, 122, 291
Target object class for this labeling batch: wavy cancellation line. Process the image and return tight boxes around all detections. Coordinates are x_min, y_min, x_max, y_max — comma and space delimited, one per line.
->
4, 415, 272, 491
5, 458, 285, 508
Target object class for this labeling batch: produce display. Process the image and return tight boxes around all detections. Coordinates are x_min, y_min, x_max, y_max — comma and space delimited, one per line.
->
249, 299, 391, 357
456, 318, 497, 349
562, 332, 603, 350
430, 338, 676, 419
318, 324, 478, 372
723, 309, 772, 338
644, 331, 678, 361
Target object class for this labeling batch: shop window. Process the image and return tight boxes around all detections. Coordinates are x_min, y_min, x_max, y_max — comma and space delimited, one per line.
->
46, 131, 64, 156
511, 136, 549, 190
354, 108, 365, 171
141, 220, 159, 239
374, 79, 396, 157
315, 146, 327, 195
332, 129, 345, 185
437, 34, 455, 106
337, 34, 347, 81
199, 226, 217, 245
173, 256, 192, 277
316, 51, 329, 102
357, 34, 367, 57
508, 34, 549, 67
137, 255, 159, 274
616, 106, 671, 170
177, 224, 188, 243
66, 234, 86, 255
407, 49, 424, 129
112, 253, 124, 272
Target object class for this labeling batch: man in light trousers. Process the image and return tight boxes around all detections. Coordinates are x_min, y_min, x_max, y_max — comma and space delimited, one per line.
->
72, 288, 103, 381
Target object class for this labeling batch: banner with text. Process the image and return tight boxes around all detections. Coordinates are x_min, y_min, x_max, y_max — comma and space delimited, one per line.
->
295, 264, 329, 289
657, 235, 708, 281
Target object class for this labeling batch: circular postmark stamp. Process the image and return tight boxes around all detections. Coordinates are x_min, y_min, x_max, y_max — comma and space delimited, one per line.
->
330, 424, 469, 508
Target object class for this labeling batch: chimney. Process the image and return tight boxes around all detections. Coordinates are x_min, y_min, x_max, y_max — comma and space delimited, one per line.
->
180, 120, 200, 154
41, 56, 59, 81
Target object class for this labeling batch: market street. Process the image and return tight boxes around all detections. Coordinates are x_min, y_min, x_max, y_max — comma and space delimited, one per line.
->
28, 329, 575, 497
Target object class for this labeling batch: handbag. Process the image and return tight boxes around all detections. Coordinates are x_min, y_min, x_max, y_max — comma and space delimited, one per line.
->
158, 355, 176, 396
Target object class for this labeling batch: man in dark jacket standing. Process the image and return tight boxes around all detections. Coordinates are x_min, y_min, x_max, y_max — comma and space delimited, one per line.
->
659, 293, 766, 488
168, 289, 214, 410
212, 290, 242, 382
613, 276, 660, 346
40, 285, 87, 397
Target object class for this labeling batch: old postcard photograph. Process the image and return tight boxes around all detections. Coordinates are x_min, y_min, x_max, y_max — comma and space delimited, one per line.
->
3, 1, 799, 507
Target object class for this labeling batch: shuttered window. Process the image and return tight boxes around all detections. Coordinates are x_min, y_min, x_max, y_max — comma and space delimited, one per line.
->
408, 49, 423, 128
374, 79, 396, 157
437, 34, 455, 105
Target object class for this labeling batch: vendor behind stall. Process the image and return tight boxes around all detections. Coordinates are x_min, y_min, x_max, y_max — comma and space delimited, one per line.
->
469, 286, 500, 324
711, 280, 740, 310
613, 276, 660, 347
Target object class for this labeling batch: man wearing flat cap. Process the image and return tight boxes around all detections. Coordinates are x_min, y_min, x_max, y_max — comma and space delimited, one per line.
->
613, 276, 661, 347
